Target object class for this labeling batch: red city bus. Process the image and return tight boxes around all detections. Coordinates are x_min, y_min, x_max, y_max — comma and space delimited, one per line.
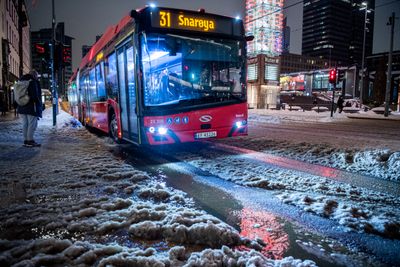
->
68, 6, 249, 145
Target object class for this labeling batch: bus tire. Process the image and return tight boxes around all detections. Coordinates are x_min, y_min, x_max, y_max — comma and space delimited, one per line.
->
109, 112, 120, 143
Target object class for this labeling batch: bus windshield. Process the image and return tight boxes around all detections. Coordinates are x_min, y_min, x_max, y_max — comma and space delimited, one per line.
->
141, 33, 246, 108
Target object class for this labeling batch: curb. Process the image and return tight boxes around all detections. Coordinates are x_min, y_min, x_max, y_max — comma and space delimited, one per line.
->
346, 115, 400, 121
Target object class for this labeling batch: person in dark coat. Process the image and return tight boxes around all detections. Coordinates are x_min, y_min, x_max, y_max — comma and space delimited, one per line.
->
0, 95, 5, 116
337, 96, 344, 113
17, 70, 43, 147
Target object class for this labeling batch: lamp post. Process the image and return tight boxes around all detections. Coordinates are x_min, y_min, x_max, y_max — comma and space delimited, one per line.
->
359, 2, 368, 108
51, 0, 57, 126
384, 12, 395, 117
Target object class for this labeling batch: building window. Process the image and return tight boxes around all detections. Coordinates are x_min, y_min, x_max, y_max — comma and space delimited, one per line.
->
247, 64, 258, 81
265, 64, 279, 81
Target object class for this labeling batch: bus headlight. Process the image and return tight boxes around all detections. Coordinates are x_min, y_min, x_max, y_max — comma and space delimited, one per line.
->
158, 127, 168, 135
235, 121, 243, 128
149, 127, 155, 133
235, 120, 247, 128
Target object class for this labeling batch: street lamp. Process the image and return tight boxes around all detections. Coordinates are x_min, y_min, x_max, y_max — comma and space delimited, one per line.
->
358, 2, 369, 108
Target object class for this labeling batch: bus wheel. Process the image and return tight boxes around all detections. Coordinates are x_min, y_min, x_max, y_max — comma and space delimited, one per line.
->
109, 113, 120, 143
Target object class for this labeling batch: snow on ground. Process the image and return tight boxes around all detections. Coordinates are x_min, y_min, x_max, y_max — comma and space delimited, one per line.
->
0, 110, 315, 266
175, 148, 400, 239
167, 109, 400, 239
245, 109, 400, 181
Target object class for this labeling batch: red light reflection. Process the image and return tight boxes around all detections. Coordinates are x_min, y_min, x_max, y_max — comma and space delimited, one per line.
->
216, 143, 339, 179
237, 208, 289, 259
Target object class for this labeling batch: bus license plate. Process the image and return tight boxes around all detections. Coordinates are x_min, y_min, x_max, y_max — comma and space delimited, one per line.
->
195, 131, 217, 139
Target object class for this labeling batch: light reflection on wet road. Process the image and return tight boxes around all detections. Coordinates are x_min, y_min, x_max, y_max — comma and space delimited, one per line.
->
119, 144, 395, 267
236, 208, 289, 260
163, 161, 399, 266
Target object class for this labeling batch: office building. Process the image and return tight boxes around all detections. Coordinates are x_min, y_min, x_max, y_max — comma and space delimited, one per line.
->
302, 0, 374, 66
0, 0, 31, 111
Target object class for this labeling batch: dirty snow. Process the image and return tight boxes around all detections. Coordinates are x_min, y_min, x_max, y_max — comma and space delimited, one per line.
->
246, 109, 400, 181
0, 110, 314, 266
169, 109, 400, 239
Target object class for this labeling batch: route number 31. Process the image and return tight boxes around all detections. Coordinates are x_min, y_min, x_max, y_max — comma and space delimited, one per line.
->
160, 11, 171, 27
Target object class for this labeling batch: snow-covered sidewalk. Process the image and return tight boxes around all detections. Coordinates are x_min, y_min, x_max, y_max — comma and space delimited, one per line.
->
0, 110, 315, 266
249, 108, 400, 124
247, 109, 400, 181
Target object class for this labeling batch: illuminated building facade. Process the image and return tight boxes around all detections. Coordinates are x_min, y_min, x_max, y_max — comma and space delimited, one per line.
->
245, 0, 283, 57
245, 0, 283, 109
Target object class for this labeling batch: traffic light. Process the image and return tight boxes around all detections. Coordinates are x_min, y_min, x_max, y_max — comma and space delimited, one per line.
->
35, 43, 45, 54
329, 68, 337, 84
337, 69, 345, 82
54, 43, 62, 70
34, 42, 50, 61
62, 45, 72, 66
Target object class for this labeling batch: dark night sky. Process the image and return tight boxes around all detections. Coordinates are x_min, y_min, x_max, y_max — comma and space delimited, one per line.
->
27, 0, 399, 71
282, 0, 400, 55
26, 0, 245, 70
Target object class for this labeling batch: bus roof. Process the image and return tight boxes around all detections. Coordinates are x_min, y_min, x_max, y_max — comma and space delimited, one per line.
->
79, 14, 133, 71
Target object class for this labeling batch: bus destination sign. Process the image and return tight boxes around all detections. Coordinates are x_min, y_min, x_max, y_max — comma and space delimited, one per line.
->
150, 9, 237, 35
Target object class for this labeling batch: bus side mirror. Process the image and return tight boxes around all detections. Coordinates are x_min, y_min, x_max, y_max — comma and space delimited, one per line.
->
245, 35, 254, 42
130, 10, 139, 20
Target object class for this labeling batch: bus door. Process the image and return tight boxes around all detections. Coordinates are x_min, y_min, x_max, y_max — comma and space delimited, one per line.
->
80, 75, 89, 124
117, 41, 139, 142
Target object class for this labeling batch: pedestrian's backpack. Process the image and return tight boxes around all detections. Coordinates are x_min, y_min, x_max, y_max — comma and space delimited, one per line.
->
14, 80, 31, 106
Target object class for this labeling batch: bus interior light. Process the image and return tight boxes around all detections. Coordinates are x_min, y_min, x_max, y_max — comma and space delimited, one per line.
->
158, 127, 168, 135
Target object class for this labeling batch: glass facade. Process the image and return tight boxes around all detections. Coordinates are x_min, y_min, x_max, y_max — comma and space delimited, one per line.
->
245, 0, 283, 57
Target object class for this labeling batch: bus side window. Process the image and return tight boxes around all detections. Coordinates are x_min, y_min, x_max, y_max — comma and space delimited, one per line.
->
96, 62, 106, 101
89, 68, 97, 102
79, 75, 87, 103
105, 53, 118, 98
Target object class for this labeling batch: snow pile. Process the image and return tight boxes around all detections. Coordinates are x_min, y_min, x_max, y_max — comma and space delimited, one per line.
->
0, 240, 316, 267
249, 109, 348, 124
176, 149, 400, 238
278, 192, 400, 238
280, 145, 400, 181
0, 110, 316, 266
184, 246, 317, 267
246, 109, 400, 181
269, 145, 400, 181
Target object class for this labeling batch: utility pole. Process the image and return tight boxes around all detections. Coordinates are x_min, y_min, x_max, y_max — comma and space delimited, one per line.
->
359, 2, 368, 107
17, 0, 23, 77
51, 0, 57, 126
329, 68, 337, 118
384, 12, 395, 117
330, 83, 336, 118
